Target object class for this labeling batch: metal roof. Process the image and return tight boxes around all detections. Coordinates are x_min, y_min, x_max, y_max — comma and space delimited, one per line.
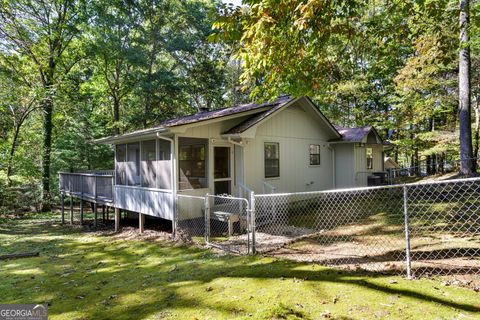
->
161, 95, 292, 128
332, 125, 375, 142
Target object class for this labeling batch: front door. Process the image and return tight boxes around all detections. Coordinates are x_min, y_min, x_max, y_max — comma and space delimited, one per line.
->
213, 146, 232, 195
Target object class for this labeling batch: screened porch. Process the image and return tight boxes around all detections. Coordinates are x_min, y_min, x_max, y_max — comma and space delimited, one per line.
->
114, 139, 174, 220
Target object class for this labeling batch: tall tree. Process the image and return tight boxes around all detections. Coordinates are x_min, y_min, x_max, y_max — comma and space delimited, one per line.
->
459, 0, 474, 174
0, 0, 81, 209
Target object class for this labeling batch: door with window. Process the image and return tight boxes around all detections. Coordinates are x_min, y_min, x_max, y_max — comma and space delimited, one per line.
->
213, 146, 232, 195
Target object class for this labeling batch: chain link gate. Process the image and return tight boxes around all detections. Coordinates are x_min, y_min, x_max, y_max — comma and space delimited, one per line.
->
205, 194, 252, 254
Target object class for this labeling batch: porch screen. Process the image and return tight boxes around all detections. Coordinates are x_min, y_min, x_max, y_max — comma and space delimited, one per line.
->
158, 139, 172, 189
127, 142, 141, 186
116, 144, 127, 185
179, 137, 208, 190
141, 140, 156, 188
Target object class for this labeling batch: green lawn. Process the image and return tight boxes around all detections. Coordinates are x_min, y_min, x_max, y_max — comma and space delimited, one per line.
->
0, 213, 479, 320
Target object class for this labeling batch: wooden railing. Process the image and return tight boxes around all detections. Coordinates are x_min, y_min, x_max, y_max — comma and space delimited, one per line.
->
59, 171, 114, 203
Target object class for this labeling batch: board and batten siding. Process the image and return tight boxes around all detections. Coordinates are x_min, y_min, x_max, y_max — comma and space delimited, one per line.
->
334, 144, 355, 188
354, 144, 384, 186
243, 104, 335, 193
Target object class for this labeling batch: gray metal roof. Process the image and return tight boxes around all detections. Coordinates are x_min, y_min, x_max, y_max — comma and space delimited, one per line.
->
333, 125, 374, 142
223, 102, 288, 135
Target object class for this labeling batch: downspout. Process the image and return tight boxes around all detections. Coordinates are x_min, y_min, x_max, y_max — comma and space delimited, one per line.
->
328, 144, 336, 188
156, 132, 177, 235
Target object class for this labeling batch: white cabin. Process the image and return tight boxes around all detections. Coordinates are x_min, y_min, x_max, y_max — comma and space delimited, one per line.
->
59, 95, 387, 225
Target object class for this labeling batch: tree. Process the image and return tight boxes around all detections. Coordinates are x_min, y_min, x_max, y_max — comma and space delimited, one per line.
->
459, 0, 474, 175
0, 0, 82, 209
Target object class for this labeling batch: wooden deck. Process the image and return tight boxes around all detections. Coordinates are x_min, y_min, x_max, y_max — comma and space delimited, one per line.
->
59, 171, 175, 232
59, 171, 114, 204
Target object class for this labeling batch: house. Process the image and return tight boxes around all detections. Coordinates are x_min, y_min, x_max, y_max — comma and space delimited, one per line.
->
58, 95, 387, 231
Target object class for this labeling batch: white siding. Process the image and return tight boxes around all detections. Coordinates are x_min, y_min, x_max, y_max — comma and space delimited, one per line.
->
243, 105, 335, 193
334, 144, 355, 188
354, 144, 384, 186
114, 186, 174, 220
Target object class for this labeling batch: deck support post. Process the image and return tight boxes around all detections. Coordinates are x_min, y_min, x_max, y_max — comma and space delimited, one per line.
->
69, 196, 74, 225
93, 202, 98, 228
102, 206, 105, 223
80, 200, 84, 225
106, 207, 109, 221
61, 193, 65, 224
139, 213, 145, 234
115, 208, 120, 232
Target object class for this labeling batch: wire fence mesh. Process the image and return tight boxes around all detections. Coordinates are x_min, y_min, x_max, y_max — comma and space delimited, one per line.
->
176, 194, 207, 245
206, 195, 251, 254
253, 178, 480, 278
254, 186, 406, 273
175, 194, 252, 254
406, 179, 480, 278
174, 178, 480, 280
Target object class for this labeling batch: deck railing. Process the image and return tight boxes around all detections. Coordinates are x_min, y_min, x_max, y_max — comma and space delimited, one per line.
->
59, 171, 114, 203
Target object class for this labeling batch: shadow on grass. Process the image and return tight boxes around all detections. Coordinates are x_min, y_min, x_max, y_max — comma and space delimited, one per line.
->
0, 218, 479, 319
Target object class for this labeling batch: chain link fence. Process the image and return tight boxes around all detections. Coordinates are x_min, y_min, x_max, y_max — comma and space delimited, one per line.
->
253, 178, 480, 278
174, 178, 480, 280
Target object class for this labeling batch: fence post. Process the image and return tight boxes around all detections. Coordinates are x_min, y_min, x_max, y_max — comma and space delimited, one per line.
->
403, 185, 412, 279
249, 191, 256, 255
61, 193, 65, 224
204, 194, 210, 244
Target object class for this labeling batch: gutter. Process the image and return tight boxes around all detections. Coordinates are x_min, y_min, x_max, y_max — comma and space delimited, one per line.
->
93, 127, 168, 144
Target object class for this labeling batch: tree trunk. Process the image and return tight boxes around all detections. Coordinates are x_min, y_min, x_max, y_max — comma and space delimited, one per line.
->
113, 96, 120, 135
459, 0, 474, 175
6, 124, 21, 184
41, 94, 53, 211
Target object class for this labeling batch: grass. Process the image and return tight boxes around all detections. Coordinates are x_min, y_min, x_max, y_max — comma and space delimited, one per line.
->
0, 213, 479, 320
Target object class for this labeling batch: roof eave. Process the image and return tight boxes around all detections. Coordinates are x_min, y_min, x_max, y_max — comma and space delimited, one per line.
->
92, 127, 169, 144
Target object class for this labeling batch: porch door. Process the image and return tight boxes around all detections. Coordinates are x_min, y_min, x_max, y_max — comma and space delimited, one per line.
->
213, 146, 232, 195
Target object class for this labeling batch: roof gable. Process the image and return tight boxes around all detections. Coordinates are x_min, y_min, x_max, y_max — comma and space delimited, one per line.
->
223, 96, 341, 139
332, 125, 384, 144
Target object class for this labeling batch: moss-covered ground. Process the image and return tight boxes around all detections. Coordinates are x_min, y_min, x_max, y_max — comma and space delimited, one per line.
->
0, 213, 479, 319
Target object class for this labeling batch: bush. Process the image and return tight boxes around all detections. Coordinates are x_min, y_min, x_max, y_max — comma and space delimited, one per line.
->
0, 173, 42, 215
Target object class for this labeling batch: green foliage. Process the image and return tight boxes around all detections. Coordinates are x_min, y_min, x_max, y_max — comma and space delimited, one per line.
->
215, 0, 480, 167
0, 0, 234, 208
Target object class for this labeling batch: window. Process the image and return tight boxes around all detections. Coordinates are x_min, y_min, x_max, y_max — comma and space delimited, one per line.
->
178, 137, 208, 189
264, 142, 279, 178
127, 142, 140, 186
115, 144, 127, 185
141, 140, 156, 188
309, 144, 320, 165
366, 147, 373, 170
